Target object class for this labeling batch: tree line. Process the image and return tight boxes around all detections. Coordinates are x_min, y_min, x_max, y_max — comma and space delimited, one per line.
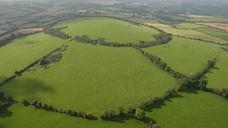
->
43, 26, 71, 40
0, 91, 14, 110
20, 99, 93, 119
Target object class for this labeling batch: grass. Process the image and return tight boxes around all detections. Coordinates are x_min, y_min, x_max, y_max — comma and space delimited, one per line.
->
142, 36, 220, 76
0, 104, 146, 128
187, 15, 228, 22
204, 47, 228, 89
0, 33, 68, 83
160, 27, 228, 44
10, 20, 28, 26
177, 23, 206, 29
19, 23, 41, 29
0, 42, 178, 116
145, 88, 228, 128
195, 27, 228, 41
53, 17, 159, 43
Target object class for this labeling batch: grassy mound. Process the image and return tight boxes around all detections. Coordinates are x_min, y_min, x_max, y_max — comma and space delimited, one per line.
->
53, 17, 159, 43
0, 42, 178, 116
145, 88, 228, 128
0, 33, 68, 83
142, 36, 219, 76
0, 104, 146, 128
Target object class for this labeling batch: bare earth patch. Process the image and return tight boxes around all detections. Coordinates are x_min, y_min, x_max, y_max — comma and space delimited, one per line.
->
0, 28, 43, 40
84, 1, 122, 5
196, 22, 228, 32
164, 2, 182, 6
101, 14, 131, 18
30, 11, 74, 17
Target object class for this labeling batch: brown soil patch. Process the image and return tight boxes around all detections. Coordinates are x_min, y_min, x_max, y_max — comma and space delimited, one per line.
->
164, 2, 182, 6
101, 14, 131, 18
30, 11, 74, 17
75, 10, 87, 13
84, 1, 122, 5
0, 28, 43, 40
196, 22, 228, 32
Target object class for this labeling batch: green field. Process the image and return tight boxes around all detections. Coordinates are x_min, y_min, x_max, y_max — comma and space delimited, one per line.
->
0, 104, 146, 128
204, 47, 228, 89
142, 36, 219, 76
0, 40, 178, 116
177, 23, 206, 29
160, 27, 228, 44
195, 27, 228, 41
53, 17, 159, 43
187, 15, 228, 22
0, 33, 67, 83
145, 88, 228, 128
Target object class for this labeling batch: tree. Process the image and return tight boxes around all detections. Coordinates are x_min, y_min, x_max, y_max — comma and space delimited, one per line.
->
17, 32, 24, 37
37, 101, 42, 108
66, 109, 72, 115
197, 79, 208, 90
42, 104, 48, 109
165, 66, 171, 72
126, 105, 136, 115
135, 108, 145, 119
31, 100, 37, 106
87, 112, 92, 119
117, 106, 124, 116
108, 109, 115, 118
146, 98, 154, 107
5, 95, 12, 102
21, 99, 29, 106
152, 124, 161, 128
103, 110, 109, 119
0, 91, 4, 100
139, 101, 146, 109
47, 105, 53, 111
81, 112, 87, 118
71, 111, 77, 116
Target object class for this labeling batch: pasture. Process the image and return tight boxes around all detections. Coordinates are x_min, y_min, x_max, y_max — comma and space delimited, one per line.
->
195, 27, 228, 41
195, 22, 228, 32
186, 15, 228, 22
0, 42, 178, 116
176, 23, 206, 29
204, 48, 228, 89
145, 88, 228, 128
160, 27, 228, 44
142, 36, 220, 76
0, 33, 66, 83
53, 17, 159, 43
0, 104, 146, 128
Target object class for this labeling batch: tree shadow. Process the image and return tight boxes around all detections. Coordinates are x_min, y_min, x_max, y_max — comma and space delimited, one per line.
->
104, 115, 136, 123
1, 77, 55, 101
88, 116, 98, 120
182, 88, 199, 94
142, 116, 158, 124
0, 107, 13, 119
211, 67, 220, 70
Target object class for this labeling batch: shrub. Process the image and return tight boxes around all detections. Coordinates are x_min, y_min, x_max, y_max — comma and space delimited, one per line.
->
103, 110, 109, 119
87, 112, 92, 119
152, 124, 161, 128
166, 88, 177, 96
135, 108, 145, 120
126, 105, 136, 115
153, 96, 160, 102
196, 79, 208, 90
31, 100, 37, 106
5, 95, 12, 102
77, 111, 81, 116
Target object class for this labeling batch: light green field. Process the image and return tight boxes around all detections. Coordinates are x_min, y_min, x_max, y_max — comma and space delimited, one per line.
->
53, 17, 159, 43
204, 48, 228, 89
187, 15, 228, 22
142, 36, 220, 76
0, 42, 178, 116
177, 23, 206, 29
11, 20, 28, 26
0, 104, 146, 128
0, 33, 67, 83
195, 27, 228, 41
160, 27, 228, 44
145, 88, 228, 128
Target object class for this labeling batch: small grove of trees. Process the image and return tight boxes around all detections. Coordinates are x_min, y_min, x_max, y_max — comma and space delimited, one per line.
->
0, 91, 13, 102
21, 99, 93, 119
